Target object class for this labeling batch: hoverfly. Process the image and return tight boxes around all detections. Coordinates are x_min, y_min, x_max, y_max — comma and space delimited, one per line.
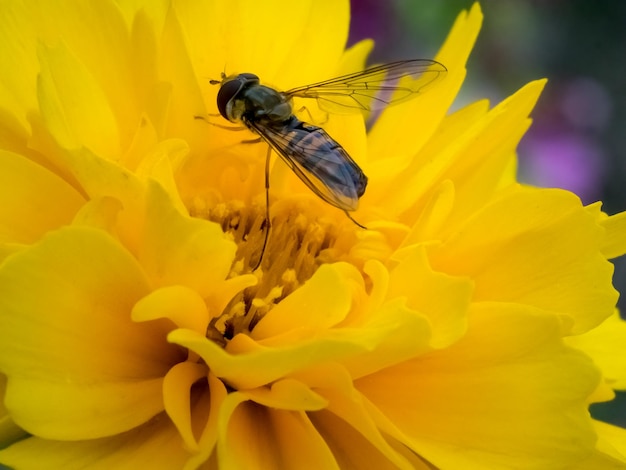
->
210, 59, 447, 267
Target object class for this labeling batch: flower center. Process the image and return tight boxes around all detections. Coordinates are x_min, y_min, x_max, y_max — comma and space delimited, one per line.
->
199, 199, 343, 345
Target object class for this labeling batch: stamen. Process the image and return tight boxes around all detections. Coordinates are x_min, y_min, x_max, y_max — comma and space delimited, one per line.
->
196, 200, 342, 345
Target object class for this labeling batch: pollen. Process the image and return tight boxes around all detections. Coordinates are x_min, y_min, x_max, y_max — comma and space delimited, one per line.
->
196, 199, 344, 345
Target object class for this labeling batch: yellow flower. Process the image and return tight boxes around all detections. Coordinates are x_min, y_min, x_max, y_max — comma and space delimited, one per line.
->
1, 1, 626, 469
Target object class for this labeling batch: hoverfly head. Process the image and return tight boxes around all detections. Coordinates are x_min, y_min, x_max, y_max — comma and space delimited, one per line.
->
215, 73, 260, 122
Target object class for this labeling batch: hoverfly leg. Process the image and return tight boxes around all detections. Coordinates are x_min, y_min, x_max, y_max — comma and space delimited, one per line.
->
241, 137, 263, 144
251, 146, 273, 271
195, 111, 221, 118
194, 115, 247, 131
344, 210, 367, 229
296, 105, 329, 125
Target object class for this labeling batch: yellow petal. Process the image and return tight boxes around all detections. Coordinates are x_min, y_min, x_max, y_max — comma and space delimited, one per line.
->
571, 420, 626, 469
162, 361, 207, 452
567, 310, 626, 389
401, 179, 456, 246
572, 452, 626, 470
169, 328, 365, 390
138, 182, 236, 295
183, 373, 228, 469
170, 291, 430, 390
594, 420, 626, 465
296, 364, 418, 470
37, 40, 121, 157
33, 0, 140, 148
244, 378, 327, 412
5, 378, 164, 440
0, 373, 27, 447
154, 4, 206, 150
388, 244, 472, 348
0, 416, 189, 470
135, 138, 190, 212
599, 210, 626, 259
357, 302, 600, 469
175, 0, 349, 89
0, 150, 84, 246
367, 3, 482, 170
430, 186, 617, 334
0, 1, 38, 133
72, 196, 124, 235
133, 285, 209, 333
340, 299, 432, 379
252, 263, 355, 339
0, 226, 181, 439
379, 79, 544, 221
217, 393, 338, 470
336, 39, 374, 76
311, 408, 435, 470
442, 80, 545, 225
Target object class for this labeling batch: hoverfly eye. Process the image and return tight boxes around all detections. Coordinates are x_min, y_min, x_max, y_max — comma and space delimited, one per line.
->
216, 80, 243, 120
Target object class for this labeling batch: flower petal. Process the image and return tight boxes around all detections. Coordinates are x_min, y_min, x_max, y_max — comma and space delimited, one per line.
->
296, 364, 419, 470
244, 378, 327, 411
389, 244, 472, 348
440, 80, 545, 225
169, 328, 365, 390
567, 311, 626, 390
0, 150, 84, 246
430, 186, 617, 333
252, 263, 355, 339
138, 182, 237, 296
357, 302, 600, 469
37, 40, 121, 157
175, 0, 349, 89
593, 420, 626, 465
162, 361, 207, 452
132, 285, 209, 334
0, 416, 189, 470
0, 374, 27, 448
310, 410, 430, 470
216, 393, 338, 470
34, 0, 141, 146
367, 3, 482, 171
570, 420, 626, 468
599, 210, 626, 259
381, 78, 544, 221
0, 1, 38, 133
0, 226, 181, 439
170, 288, 430, 390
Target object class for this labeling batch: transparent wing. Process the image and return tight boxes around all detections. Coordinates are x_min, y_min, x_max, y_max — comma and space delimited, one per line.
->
284, 59, 447, 113
247, 118, 367, 212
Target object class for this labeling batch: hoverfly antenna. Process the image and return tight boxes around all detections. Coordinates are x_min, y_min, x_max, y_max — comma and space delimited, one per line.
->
209, 67, 229, 85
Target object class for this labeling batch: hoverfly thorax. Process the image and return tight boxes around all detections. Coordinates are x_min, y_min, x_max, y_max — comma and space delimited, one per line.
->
216, 73, 293, 124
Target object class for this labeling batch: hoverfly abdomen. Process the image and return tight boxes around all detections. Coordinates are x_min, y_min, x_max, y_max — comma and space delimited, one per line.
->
282, 117, 368, 203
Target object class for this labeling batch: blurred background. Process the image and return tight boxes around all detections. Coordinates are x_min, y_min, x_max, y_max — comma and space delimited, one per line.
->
348, 0, 625, 427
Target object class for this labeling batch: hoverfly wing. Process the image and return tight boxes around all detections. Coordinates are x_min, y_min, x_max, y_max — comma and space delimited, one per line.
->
284, 59, 447, 114
247, 118, 365, 212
